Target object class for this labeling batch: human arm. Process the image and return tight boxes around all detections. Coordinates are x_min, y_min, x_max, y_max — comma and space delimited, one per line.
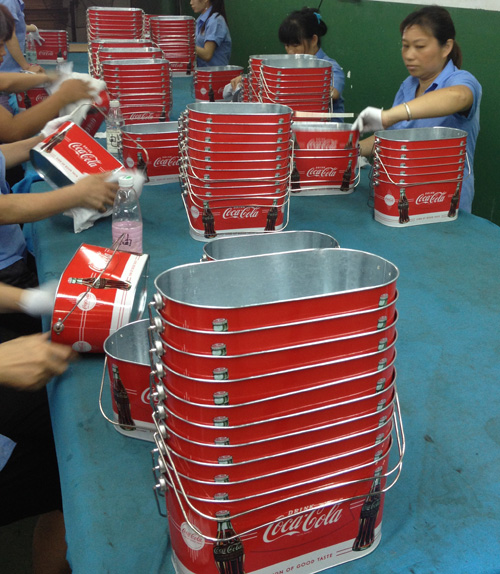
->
0, 172, 118, 224
0, 135, 44, 166
4, 29, 44, 73
0, 71, 55, 93
0, 79, 94, 142
381, 85, 473, 128
356, 85, 474, 156
196, 40, 217, 62
0, 333, 77, 391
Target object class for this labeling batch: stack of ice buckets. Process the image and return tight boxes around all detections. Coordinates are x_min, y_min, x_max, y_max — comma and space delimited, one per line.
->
120, 122, 180, 185
35, 30, 69, 64
258, 57, 333, 117
100, 57, 172, 124
89, 38, 155, 79
291, 121, 360, 195
372, 127, 467, 226
178, 101, 295, 240
147, 239, 404, 573
194, 65, 244, 102
149, 16, 196, 76
242, 54, 314, 102
87, 6, 145, 77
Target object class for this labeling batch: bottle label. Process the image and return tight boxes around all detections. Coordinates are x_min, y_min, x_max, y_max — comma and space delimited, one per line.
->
112, 220, 143, 254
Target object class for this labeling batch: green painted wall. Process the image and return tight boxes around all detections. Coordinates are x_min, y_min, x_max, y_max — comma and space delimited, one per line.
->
150, 0, 499, 225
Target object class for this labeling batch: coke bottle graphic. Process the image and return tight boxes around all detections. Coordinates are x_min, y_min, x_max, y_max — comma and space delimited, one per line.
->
40, 124, 71, 153
24, 92, 32, 109
68, 276, 132, 290
209, 83, 215, 102
448, 183, 460, 217
136, 151, 150, 183
265, 199, 278, 231
213, 510, 246, 574
111, 365, 135, 431
344, 132, 354, 150
352, 468, 382, 551
202, 201, 217, 238
340, 159, 353, 191
398, 188, 410, 223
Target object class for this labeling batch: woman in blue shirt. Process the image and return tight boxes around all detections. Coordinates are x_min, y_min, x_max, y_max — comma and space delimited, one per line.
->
278, 7, 345, 115
191, 0, 231, 67
355, 6, 481, 213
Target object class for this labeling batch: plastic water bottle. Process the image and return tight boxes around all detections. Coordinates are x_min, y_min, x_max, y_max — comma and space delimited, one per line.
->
25, 33, 37, 65
112, 175, 143, 254
56, 57, 65, 72
106, 100, 125, 159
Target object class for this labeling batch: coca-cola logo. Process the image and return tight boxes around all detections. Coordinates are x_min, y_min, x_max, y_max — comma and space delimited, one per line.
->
263, 505, 343, 543
35, 93, 47, 103
222, 207, 260, 219
153, 156, 178, 167
129, 112, 154, 120
68, 142, 102, 168
76, 291, 97, 312
38, 50, 54, 56
306, 166, 338, 178
384, 194, 395, 207
305, 138, 339, 150
415, 192, 447, 205
180, 522, 204, 550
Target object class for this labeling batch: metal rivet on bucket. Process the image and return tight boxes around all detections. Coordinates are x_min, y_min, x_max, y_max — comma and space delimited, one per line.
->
211, 343, 227, 356
213, 367, 229, 380
217, 454, 232, 464
214, 474, 229, 483
213, 391, 229, 405
214, 437, 230, 446
213, 415, 229, 427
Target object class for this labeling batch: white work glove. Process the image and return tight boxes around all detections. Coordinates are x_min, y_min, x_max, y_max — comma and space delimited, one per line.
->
29, 28, 45, 46
40, 114, 72, 137
352, 107, 384, 134
19, 280, 58, 316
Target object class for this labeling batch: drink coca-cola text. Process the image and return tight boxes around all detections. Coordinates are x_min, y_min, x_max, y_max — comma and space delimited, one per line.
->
263, 505, 343, 543
222, 207, 260, 220
68, 142, 103, 168
415, 192, 447, 205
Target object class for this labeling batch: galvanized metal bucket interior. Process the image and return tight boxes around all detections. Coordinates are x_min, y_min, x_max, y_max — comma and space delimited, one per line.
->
155, 248, 399, 309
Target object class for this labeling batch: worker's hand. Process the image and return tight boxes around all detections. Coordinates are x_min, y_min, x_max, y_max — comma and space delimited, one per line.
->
29, 28, 45, 46
230, 75, 242, 92
0, 333, 77, 391
353, 106, 384, 134
40, 114, 72, 137
56, 78, 95, 106
70, 172, 119, 212
18, 280, 58, 316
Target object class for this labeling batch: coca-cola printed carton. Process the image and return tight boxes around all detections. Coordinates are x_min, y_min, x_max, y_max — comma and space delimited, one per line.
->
35, 30, 68, 63
30, 121, 123, 188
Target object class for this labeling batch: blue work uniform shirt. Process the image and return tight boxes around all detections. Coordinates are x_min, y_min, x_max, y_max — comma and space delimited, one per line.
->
0, 0, 27, 73
195, 7, 232, 68
316, 47, 345, 115
389, 59, 482, 213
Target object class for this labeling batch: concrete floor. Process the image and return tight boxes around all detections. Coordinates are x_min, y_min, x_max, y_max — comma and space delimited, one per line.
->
0, 515, 37, 574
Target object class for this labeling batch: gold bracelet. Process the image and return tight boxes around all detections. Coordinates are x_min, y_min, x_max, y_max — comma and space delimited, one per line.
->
403, 102, 412, 121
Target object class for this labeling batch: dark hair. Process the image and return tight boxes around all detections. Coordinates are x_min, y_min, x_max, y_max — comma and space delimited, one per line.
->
278, 6, 328, 48
0, 5, 15, 43
202, 0, 228, 33
400, 6, 462, 68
